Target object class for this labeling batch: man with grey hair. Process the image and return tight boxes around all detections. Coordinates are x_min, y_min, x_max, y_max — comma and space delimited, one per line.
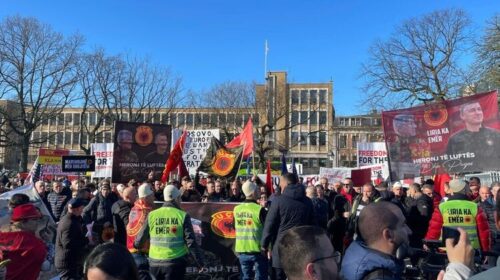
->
446, 101, 500, 172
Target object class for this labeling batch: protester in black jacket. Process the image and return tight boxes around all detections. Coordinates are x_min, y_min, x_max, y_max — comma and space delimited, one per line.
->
111, 186, 137, 245
83, 184, 118, 243
55, 198, 89, 280
406, 183, 433, 248
261, 173, 316, 280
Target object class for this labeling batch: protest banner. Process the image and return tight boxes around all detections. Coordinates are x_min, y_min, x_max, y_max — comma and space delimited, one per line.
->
303, 174, 320, 186
38, 148, 79, 177
62, 155, 95, 172
112, 121, 171, 183
179, 202, 239, 279
172, 129, 220, 175
382, 90, 500, 179
359, 164, 390, 183
91, 143, 114, 178
357, 142, 388, 167
319, 167, 351, 183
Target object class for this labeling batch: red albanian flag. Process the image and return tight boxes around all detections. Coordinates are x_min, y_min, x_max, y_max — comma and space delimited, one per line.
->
161, 130, 188, 183
226, 118, 253, 159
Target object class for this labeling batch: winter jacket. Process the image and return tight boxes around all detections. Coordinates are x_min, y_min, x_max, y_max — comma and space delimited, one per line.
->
54, 213, 88, 269
406, 194, 433, 248
47, 191, 70, 222
311, 197, 329, 229
261, 183, 316, 268
82, 193, 118, 226
111, 199, 133, 245
478, 198, 499, 245
341, 240, 404, 280
469, 258, 500, 279
425, 193, 491, 252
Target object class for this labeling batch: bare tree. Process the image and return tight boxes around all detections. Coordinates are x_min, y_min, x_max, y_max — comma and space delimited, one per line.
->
360, 9, 473, 109
76, 49, 124, 155
111, 56, 183, 124
0, 16, 83, 171
474, 14, 500, 91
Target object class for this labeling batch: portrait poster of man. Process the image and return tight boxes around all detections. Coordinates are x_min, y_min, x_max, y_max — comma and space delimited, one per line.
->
382, 90, 500, 179
112, 121, 171, 183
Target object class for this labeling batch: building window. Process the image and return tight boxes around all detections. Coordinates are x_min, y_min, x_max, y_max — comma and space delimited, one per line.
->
311, 158, 319, 168
291, 132, 299, 146
49, 115, 57, 126
57, 114, 64, 125
219, 114, 226, 126
186, 113, 193, 125
319, 132, 326, 146
96, 132, 103, 143
310, 90, 317, 104
300, 132, 308, 145
195, 113, 202, 124
153, 113, 161, 124
300, 111, 308, 124
310, 111, 317, 125
41, 114, 49, 125
177, 113, 185, 126
210, 114, 217, 126
73, 132, 80, 145
319, 89, 327, 103
57, 132, 63, 145
227, 113, 235, 126
291, 111, 299, 126
65, 113, 72, 124
319, 158, 328, 167
319, 111, 327, 124
291, 90, 299, 105
339, 135, 347, 148
339, 118, 346, 126
301, 158, 310, 168
300, 90, 308, 104
352, 135, 358, 148
202, 114, 209, 125
161, 113, 168, 124
310, 132, 318, 146
235, 114, 243, 127
169, 114, 176, 126
356, 118, 361, 126
41, 132, 48, 145
89, 113, 97, 126
64, 132, 71, 145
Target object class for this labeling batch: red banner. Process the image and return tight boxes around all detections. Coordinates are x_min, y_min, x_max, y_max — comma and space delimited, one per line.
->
382, 91, 500, 179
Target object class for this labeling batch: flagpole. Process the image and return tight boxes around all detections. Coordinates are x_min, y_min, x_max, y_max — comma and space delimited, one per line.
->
252, 151, 256, 176
237, 141, 247, 180
264, 40, 268, 79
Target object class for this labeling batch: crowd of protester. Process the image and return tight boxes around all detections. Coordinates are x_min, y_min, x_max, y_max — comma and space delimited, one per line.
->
1, 170, 500, 279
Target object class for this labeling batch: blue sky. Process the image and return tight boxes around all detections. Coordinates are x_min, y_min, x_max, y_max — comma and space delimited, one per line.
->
0, 0, 497, 115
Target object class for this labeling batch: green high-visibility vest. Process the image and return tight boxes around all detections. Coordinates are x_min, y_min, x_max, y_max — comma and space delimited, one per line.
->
234, 202, 263, 253
439, 200, 480, 249
148, 206, 188, 260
